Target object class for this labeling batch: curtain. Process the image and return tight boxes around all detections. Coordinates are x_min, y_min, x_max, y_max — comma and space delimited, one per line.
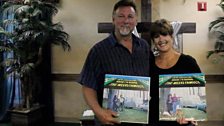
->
0, 2, 22, 121
0, 0, 55, 123
171, 21, 183, 53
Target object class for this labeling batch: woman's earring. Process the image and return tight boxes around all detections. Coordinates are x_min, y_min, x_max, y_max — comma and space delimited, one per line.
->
153, 47, 159, 56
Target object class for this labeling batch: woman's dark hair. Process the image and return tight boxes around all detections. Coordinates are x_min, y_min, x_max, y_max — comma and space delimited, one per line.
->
113, 0, 137, 15
151, 19, 173, 40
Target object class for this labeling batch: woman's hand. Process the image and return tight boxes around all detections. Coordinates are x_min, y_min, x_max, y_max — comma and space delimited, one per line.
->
177, 117, 198, 126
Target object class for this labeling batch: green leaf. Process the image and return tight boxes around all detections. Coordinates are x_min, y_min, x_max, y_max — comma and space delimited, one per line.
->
207, 51, 215, 59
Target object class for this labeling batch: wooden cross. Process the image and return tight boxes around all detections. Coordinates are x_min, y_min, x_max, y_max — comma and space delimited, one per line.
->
98, 22, 196, 37
97, 0, 196, 52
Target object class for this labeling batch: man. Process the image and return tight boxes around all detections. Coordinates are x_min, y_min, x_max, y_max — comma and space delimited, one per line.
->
79, 0, 150, 125
172, 93, 179, 116
119, 94, 125, 111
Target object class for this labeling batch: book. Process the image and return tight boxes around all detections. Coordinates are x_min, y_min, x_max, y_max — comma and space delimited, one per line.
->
103, 74, 150, 124
159, 73, 207, 121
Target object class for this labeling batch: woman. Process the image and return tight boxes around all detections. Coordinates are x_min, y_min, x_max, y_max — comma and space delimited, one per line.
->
150, 19, 201, 126
167, 94, 173, 115
151, 19, 201, 75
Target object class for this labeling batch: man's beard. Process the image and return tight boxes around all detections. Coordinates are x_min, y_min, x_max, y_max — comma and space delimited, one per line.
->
119, 26, 133, 36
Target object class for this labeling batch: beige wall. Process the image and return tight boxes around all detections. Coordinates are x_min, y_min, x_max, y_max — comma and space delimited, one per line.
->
52, 0, 224, 123
53, 81, 87, 122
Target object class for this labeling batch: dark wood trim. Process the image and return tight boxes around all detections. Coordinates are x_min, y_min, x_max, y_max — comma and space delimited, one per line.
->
52, 74, 224, 83
52, 74, 79, 82
205, 75, 224, 83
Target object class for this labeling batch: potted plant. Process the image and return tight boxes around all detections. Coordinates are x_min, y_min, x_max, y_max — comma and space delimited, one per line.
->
208, 0, 224, 63
0, 0, 70, 124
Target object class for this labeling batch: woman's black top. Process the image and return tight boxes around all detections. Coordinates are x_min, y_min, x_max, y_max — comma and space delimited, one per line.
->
149, 53, 201, 126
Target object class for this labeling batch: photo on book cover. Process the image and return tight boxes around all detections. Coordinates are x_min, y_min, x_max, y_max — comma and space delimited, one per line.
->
159, 73, 207, 121
103, 74, 150, 124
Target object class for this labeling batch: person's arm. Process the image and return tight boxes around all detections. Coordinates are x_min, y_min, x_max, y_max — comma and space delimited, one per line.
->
82, 85, 120, 125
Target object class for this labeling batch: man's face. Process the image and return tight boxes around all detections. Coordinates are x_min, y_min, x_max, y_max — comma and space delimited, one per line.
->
113, 6, 137, 37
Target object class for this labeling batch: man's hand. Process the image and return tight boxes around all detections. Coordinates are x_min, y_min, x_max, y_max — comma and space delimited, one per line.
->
82, 86, 120, 125
95, 108, 121, 125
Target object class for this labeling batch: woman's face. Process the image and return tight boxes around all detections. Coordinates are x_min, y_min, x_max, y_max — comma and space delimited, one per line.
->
153, 34, 173, 53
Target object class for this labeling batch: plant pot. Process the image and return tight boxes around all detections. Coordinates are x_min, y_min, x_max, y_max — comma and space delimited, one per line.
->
9, 105, 44, 126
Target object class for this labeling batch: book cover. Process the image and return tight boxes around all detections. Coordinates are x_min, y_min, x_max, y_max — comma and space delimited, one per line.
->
103, 74, 150, 124
159, 73, 207, 121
